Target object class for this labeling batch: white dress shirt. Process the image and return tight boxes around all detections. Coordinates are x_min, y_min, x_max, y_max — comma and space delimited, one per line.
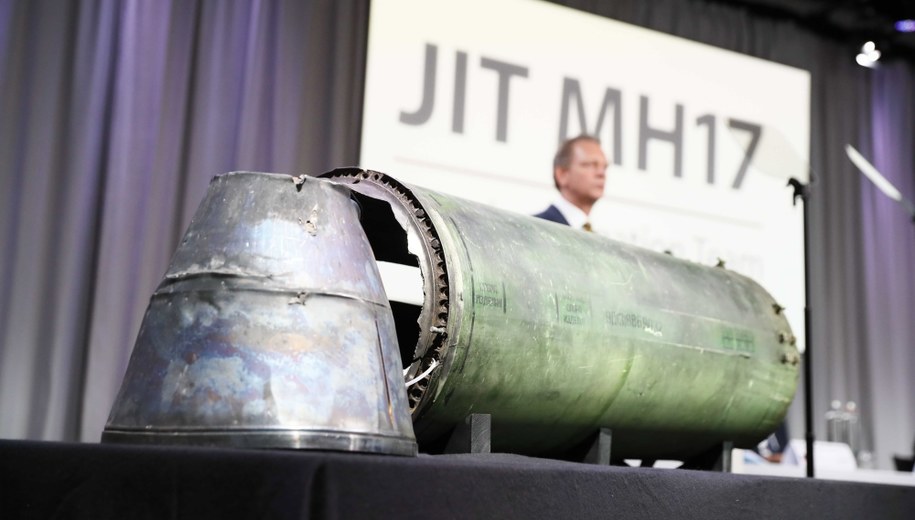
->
552, 196, 591, 230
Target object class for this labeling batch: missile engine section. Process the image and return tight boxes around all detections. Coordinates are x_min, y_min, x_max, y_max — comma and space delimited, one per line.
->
324, 168, 799, 461
102, 172, 417, 455
103, 169, 799, 462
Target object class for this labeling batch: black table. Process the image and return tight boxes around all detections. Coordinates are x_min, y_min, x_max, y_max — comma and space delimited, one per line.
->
2, 440, 913, 519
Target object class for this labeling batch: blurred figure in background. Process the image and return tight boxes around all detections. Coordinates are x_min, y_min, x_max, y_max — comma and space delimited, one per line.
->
534, 135, 607, 231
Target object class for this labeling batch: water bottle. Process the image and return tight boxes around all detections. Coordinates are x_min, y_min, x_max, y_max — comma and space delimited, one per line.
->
845, 401, 861, 457
825, 399, 845, 443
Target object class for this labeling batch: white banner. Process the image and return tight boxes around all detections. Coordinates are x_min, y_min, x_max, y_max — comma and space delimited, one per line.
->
361, 0, 810, 350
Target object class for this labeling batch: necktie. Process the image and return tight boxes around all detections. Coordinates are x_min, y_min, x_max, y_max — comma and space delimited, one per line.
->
582, 222, 592, 232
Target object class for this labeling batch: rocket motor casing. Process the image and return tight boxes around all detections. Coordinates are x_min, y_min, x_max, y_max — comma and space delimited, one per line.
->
326, 169, 800, 460
102, 172, 417, 455
102, 169, 798, 461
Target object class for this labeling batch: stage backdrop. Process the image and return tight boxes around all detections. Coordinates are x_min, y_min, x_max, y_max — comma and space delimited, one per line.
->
361, 0, 811, 351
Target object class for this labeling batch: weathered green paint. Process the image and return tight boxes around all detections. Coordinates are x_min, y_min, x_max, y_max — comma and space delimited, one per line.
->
330, 170, 799, 460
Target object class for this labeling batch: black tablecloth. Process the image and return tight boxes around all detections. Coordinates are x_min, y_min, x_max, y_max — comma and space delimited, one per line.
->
2, 440, 913, 519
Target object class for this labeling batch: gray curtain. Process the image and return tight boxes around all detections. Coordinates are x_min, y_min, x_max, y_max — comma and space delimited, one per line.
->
0, 0, 367, 442
863, 60, 915, 467
1, 0, 913, 470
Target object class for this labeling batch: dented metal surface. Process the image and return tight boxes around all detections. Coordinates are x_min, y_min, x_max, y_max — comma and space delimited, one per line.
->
325, 169, 800, 460
102, 172, 416, 455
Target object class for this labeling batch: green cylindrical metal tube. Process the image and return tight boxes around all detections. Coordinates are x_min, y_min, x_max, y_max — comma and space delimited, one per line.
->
326, 169, 799, 460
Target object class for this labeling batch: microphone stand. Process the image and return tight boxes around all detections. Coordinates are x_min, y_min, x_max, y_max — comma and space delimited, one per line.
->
787, 177, 815, 478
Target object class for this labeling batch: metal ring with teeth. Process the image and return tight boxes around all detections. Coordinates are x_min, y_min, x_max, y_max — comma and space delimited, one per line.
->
321, 168, 450, 414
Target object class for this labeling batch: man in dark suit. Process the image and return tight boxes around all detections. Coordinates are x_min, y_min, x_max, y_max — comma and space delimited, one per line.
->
533, 135, 608, 231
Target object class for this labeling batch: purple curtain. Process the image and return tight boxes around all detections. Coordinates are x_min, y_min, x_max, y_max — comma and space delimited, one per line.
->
862, 61, 915, 467
0, 0, 367, 442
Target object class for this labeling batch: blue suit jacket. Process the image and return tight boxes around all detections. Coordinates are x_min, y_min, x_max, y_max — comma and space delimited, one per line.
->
533, 204, 569, 226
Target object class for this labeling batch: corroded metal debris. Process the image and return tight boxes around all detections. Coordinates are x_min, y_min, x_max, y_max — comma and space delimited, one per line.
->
104, 169, 799, 461
325, 168, 799, 460
102, 172, 416, 455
